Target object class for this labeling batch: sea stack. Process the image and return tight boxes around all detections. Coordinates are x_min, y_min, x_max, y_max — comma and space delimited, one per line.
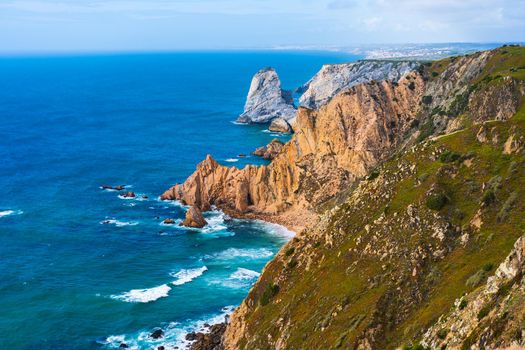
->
180, 206, 208, 228
237, 67, 296, 124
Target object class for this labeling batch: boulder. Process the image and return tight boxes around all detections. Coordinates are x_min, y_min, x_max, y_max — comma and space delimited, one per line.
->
252, 139, 284, 160
121, 192, 135, 198
180, 207, 208, 228
150, 329, 164, 339
237, 68, 296, 124
268, 118, 292, 133
163, 218, 175, 225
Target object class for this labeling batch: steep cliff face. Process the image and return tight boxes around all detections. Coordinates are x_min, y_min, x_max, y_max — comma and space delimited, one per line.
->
219, 46, 525, 350
223, 105, 525, 350
237, 68, 296, 124
298, 60, 419, 109
162, 72, 425, 230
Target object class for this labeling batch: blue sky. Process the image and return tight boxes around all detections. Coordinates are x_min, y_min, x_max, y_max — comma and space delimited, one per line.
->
0, 0, 524, 53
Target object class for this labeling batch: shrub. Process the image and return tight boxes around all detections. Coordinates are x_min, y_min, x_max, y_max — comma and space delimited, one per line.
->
482, 263, 494, 272
426, 193, 448, 211
477, 305, 490, 320
497, 192, 518, 222
417, 120, 435, 142
431, 71, 439, 77
481, 190, 496, 206
459, 299, 468, 310
287, 259, 298, 269
437, 328, 448, 340
260, 283, 280, 306
285, 247, 295, 257
367, 169, 380, 181
439, 150, 462, 163
422, 95, 433, 105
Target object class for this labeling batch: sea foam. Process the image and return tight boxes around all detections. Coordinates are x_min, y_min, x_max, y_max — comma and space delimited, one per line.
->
206, 247, 274, 261
171, 266, 208, 286
225, 158, 239, 163
100, 219, 139, 227
0, 210, 23, 218
111, 284, 171, 303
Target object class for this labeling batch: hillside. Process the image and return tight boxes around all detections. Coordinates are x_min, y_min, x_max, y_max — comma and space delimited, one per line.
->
169, 46, 525, 349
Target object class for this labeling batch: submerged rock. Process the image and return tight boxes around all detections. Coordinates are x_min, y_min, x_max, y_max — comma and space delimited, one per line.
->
121, 191, 136, 198
101, 185, 125, 191
299, 60, 419, 109
180, 207, 207, 228
150, 328, 164, 339
163, 218, 175, 225
237, 68, 296, 124
268, 117, 292, 133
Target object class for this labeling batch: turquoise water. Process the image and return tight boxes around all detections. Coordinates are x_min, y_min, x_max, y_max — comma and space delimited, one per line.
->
0, 50, 360, 349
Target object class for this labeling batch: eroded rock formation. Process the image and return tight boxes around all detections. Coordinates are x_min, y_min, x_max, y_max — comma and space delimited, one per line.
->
252, 139, 284, 160
162, 72, 425, 230
298, 60, 419, 109
236, 68, 296, 124
180, 206, 208, 228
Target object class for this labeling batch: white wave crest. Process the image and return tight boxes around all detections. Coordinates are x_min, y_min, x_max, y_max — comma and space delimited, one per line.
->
111, 284, 171, 303
100, 219, 139, 227
171, 266, 208, 286
225, 158, 239, 162
206, 247, 274, 260
230, 267, 260, 280
0, 210, 23, 218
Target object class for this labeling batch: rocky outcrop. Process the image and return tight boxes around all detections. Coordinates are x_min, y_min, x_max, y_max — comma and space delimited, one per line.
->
252, 139, 284, 160
423, 236, 525, 350
268, 117, 292, 133
162, 72, 425, 231
180, 206, 208, 228
237, 68, 296, 124
298, 60, 419, 109
188, 323, 226, 350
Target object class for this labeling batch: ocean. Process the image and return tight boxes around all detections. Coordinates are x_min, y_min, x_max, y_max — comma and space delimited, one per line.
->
0, 50, 361, 349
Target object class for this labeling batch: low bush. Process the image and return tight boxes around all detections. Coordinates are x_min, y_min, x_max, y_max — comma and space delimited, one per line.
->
426, 193, 448, 211
439, 150, 462, 163
260, 283, 280, 306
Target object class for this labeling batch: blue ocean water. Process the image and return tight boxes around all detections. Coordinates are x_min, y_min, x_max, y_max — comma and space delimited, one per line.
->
0, 50, 360, 349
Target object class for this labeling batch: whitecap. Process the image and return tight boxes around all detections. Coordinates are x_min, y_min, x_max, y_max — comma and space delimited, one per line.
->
0, 210, 23, 218
209, 268, 261, 289
100, 219, 139, 227
225, 158, 239, 163
205, 247, 274, 260
231, 120, 248, 125
249, 220, 296, 240
111, 284, 171, 303
102, 305, 235, 349
230, 267, 260, 280
171, 266, 208, 286
156, 197, 188, 209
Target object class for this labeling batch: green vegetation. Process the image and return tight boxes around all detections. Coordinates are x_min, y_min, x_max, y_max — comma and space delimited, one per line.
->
426, 193, 448, 211
439, 150, 462, 163
260, 283, 280, 306
233, 47, 525, 350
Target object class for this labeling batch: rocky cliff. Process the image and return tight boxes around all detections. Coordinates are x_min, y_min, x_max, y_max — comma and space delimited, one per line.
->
162, 46, 525, 349
219, 46, 525, 350
162, 71, 424, 231
298, 60, 419, 109
237, 68, 296, 124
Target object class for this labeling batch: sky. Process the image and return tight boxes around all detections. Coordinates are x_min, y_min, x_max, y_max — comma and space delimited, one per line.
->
0, 0, 524, 53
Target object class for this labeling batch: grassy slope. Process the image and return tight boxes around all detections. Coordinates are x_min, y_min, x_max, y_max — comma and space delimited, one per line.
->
233, 47, 525, 350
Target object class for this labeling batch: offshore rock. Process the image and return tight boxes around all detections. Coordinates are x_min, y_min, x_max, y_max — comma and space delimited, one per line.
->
180, 206, 208, 228
252, 139, 284, 160
298, 60, 419, 109
237, 68, 296, 124
268, 117, 292, 133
